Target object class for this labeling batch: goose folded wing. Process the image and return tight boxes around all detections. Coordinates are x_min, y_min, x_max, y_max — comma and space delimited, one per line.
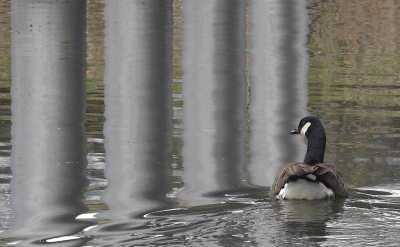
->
314, 163, 348, 198
269, 162, 318, 198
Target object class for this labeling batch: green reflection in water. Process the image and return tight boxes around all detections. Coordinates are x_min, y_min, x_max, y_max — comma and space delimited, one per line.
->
306, 0, 400, 188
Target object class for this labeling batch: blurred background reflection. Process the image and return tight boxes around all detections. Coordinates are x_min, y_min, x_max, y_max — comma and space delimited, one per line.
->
88, 0, 176, 243
2, 1, 91, 246
247, 0, 309, 186
178, 0, 250, 206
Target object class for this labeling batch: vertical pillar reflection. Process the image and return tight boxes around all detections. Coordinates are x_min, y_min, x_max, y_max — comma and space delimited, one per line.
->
178, 0, 249, 206
94, 0, 174, 235
248, 0, 309, 186
3, 0, 90, 245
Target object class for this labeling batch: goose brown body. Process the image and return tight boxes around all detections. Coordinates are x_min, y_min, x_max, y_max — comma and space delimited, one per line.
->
270, 116, 348, 199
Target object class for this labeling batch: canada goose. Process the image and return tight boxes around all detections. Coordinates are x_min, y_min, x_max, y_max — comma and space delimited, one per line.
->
270, 116, 348, 200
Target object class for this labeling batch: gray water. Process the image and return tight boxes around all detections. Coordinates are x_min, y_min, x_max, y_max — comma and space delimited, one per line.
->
0, 0, 400, 246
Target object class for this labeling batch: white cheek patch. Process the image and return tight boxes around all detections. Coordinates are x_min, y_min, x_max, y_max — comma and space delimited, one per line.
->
300, 122, 311, 136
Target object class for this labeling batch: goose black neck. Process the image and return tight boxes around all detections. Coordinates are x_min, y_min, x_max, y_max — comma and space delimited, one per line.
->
303, 127, 326, 166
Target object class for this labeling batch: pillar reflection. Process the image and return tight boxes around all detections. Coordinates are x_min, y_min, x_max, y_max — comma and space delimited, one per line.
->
90, 0, 174, 239
248, 0, 309, 186
2, 0, 90, 245
178, 0, 249, 206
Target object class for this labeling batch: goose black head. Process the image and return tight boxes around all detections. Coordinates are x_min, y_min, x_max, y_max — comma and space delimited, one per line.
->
290, 116, 326, 165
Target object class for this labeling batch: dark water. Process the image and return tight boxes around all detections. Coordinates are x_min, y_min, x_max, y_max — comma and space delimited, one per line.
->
0, 0, 400, 246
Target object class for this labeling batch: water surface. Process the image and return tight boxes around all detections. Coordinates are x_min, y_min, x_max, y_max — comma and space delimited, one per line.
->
0, 0, 400, 246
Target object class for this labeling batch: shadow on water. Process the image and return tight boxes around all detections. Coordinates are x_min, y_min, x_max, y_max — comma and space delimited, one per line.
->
0, 1, 92, 246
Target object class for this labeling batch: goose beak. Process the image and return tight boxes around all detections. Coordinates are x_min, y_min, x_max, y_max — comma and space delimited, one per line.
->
290, 129, 300, 135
